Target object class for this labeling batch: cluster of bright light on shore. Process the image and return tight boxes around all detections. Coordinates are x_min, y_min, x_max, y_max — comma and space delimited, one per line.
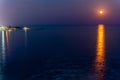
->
0, 26, 30, 31
23, 27, 29, 30
0, 26, 8, 31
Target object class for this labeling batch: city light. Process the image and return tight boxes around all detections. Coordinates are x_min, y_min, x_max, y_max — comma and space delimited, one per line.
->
23, 27, 29, 30
0, 26, 8, 31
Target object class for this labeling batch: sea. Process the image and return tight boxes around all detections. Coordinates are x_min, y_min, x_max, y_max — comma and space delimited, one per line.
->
0, 24, 120, 80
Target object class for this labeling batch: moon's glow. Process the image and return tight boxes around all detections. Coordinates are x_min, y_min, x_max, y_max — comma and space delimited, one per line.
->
99, 10, 103, 14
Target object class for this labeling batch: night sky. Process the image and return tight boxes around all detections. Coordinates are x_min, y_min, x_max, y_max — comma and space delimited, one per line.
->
1, 0, 120, 25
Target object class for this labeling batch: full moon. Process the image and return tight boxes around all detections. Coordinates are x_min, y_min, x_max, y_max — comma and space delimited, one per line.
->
99, 10, 103, 14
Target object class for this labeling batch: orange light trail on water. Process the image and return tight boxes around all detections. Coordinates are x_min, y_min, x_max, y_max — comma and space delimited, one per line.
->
6, 30, 9, 46
94, 24, 105, 80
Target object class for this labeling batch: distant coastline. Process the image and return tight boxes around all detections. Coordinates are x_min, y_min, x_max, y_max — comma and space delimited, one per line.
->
0, 26, 29, 31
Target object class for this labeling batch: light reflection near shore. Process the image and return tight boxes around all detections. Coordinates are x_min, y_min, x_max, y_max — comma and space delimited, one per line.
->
2, 31, 6, 64
94, 24, 105, 80
24, 28, 28, 50
0, 31, 6, 80
6, 30, 10, 52
0, 30, 10, 79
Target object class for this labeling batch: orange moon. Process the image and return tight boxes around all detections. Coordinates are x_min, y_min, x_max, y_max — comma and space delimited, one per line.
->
99, 10, 103, 14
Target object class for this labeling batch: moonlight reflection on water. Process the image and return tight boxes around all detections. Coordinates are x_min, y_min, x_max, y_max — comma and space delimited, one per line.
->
94, 24, 105, 80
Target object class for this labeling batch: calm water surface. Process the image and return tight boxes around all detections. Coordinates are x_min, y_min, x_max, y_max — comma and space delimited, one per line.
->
0, 25, 120, 80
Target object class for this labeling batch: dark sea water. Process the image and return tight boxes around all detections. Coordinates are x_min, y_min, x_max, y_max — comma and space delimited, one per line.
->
0, 24, 120, 80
